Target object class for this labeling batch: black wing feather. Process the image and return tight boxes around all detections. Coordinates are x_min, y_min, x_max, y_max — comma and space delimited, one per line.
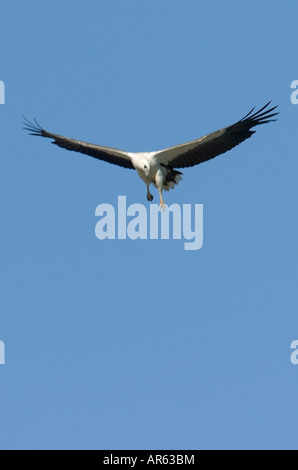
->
157, 102, 278, 169
23, 117, 134, 170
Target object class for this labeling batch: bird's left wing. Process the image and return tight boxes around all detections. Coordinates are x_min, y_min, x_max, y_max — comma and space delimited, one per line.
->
23, 118, 134, 170
154, 102, 278, 169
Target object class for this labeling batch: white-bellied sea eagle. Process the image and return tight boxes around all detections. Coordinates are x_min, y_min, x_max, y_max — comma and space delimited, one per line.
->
24, 102, 278, 208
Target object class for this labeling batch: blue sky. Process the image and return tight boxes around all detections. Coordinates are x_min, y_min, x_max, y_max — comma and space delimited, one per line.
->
0, 0, 298, 450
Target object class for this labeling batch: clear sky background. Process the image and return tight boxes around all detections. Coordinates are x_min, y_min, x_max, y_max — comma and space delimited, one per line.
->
0, 0, 297, 450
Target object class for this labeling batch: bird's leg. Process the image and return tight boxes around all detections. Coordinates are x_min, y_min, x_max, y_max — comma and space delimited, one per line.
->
155, 169, 166, 210
158, 188, 166, 211
146, 184, 153, 201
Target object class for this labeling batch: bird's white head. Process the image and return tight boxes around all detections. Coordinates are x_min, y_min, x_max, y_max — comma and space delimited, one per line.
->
139, 157, 150, 177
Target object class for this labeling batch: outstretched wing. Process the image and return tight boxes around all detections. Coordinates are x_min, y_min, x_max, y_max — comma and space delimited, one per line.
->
155, 102, 278, 169
23, 117, 134, 170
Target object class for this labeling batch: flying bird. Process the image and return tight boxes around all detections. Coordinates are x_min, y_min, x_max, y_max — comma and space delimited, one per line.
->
24, 102, 278, 208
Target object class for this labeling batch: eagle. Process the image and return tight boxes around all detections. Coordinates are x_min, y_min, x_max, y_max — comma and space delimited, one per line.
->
24, 102, 278, 208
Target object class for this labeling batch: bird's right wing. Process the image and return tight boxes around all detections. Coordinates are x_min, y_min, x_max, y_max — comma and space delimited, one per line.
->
23, 117, 135, 170
154, 102, 278, 169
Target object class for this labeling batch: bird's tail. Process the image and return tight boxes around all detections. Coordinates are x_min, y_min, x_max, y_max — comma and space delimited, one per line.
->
163, 168, 183, 191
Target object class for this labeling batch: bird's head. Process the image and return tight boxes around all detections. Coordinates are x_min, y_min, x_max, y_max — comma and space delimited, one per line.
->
140, 158, 150, 177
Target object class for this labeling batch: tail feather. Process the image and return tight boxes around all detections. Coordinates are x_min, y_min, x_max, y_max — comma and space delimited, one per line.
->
164, 168, 183, 191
